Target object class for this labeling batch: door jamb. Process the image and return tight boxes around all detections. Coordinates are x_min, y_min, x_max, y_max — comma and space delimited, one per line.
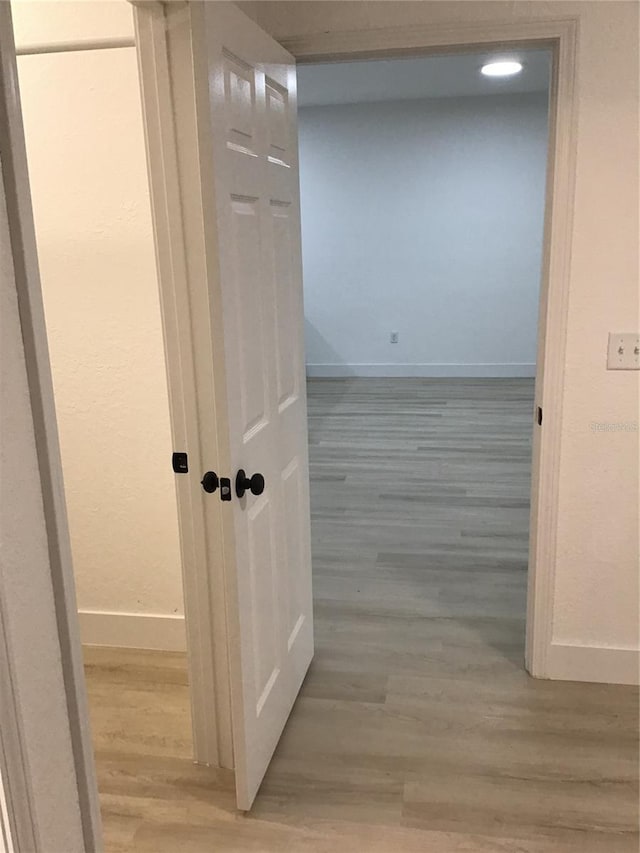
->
133, 0, 234, 769
134, 5, 578, 766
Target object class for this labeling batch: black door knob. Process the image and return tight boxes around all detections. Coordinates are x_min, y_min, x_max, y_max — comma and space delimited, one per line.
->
235, 469, 265, 498
201, 471, 219, 493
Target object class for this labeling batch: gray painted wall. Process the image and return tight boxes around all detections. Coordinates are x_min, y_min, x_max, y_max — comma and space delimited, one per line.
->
299, 92, 550, 376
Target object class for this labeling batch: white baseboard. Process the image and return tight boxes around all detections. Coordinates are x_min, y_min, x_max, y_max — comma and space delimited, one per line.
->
306, 363, 536, 378
77, 616, 637, 683
79, 610, 186, 652
545, 642, 639, 685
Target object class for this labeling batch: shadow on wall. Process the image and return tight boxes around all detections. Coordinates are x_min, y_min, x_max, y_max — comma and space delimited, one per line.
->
304, 318, 357, 377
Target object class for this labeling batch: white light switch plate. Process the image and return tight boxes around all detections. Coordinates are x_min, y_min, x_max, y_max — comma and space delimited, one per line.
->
607, 333, 640, 369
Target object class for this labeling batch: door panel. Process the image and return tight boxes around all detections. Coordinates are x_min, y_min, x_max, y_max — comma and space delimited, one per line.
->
194, 1, 313, 810
272, 202, 299, 408
229, 196, 268, 436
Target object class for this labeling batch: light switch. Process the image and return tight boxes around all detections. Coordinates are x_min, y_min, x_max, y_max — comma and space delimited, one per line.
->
607, 333, 640, 370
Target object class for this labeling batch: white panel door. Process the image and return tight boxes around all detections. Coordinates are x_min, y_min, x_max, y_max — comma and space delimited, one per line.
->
192, 2, 313, 810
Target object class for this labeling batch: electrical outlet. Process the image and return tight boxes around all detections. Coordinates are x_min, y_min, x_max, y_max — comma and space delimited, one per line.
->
607, 333, 640, 370
390, 331, 399, 344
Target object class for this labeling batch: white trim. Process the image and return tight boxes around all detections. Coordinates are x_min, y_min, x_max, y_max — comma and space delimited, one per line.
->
79, 611, 187, 652
281, 18, 579, 62
306, 362, 536, 378
525, 21, 578, 681
15, 37, 135, 57
546, 644, 639, 686
133, 1, 234, 769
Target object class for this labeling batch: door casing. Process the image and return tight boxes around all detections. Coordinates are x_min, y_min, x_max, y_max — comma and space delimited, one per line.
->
134, 1, 578, 768
282, 19, 579, 689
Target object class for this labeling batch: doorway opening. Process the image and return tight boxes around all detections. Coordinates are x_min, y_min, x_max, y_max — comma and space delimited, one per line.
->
239, 46, 560, 822
298, 48, 551, 690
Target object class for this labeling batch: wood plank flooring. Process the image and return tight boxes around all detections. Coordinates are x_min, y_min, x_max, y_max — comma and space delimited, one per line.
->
84, 378, 639, 852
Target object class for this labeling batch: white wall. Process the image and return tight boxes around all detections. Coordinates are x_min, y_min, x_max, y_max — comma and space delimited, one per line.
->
241, 0, 640, 684
13, 1, 185, 650
299, 92, 549, 377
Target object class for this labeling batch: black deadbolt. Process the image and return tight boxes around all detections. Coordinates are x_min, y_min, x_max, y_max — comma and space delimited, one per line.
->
235, 469, 265, 499
201, 471, 219, 494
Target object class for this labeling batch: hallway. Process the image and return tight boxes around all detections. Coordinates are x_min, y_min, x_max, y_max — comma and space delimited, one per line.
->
86, 379, 639, 852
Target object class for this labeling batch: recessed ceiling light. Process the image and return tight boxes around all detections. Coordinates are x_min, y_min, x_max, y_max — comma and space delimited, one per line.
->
481, 60, 523, 77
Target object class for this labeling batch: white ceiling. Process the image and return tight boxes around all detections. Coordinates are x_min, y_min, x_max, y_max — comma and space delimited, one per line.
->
297, 49, 551, 108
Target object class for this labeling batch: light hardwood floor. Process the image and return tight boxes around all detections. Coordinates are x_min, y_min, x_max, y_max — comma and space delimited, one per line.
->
84, 378, 639, 852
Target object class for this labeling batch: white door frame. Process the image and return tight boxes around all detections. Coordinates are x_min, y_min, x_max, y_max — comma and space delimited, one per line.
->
0, 3, 102, 848
279, 18, 579, 681
134, 3, 578, 766
133, 0, 235, 768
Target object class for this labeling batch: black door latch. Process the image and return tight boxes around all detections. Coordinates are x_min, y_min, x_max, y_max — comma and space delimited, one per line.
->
199, 468, 264, 501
